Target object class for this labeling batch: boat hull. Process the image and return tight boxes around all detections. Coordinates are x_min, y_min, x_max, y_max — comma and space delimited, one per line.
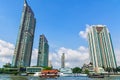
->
60, 73, 87, 77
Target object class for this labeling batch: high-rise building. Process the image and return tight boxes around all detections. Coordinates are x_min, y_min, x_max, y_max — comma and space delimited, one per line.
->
37, 34, 49, 67
61, 53, 65, 68
12, 0, 36, 67
87, 25, 117, 73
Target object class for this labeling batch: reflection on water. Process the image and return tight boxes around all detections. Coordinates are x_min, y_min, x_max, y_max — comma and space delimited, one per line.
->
0, 74, 120, 80
10, 76, 28, 80
0, 74, 46, 80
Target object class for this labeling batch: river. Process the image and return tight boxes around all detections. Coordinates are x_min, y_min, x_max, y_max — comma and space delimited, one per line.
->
0, 74, 120, 80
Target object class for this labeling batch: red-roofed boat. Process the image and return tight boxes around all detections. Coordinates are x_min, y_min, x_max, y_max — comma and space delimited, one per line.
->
40, 70, 59, 78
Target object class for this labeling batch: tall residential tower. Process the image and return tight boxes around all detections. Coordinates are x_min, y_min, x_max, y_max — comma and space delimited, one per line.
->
87, 25, 117, 73
61, 53, 65, 68
12, 0, 36, 67
37, 34, 49, 67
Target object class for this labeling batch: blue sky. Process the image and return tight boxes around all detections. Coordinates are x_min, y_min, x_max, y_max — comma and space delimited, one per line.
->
0, 0, 120, 68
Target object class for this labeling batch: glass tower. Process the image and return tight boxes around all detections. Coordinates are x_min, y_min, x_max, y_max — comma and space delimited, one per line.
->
12, 0, 36, 67
37, 34, 49, 67
87, 25, 117, 72
61, 53, 65, 68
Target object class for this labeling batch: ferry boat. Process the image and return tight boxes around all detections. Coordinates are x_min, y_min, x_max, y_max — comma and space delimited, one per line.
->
59, 72, 73, 77
59, 67, 73, 77
39, 70, 59, 78
88, 73, 104, 78
59, 68, 88, 77
73, 73, 87, 77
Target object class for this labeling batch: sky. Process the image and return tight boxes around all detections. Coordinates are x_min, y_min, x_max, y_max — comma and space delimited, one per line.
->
0, 0, 120, 68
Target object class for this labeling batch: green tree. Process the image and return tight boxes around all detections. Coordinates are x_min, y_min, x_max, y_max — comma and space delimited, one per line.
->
43, 67, 52, 70
0, 68, 4, 73
3, 63, 11, 68
113, 68, 117, 73
84, 69, 89, 74
116, 67, 120, 72
106, 67, 112, 72
72, 67, 82, 73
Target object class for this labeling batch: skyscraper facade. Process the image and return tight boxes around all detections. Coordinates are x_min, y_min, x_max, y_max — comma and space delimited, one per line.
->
12, 0, 36, 67
37, 34, 49, 67
87, 25, 117, 72
61, 53, 65, 68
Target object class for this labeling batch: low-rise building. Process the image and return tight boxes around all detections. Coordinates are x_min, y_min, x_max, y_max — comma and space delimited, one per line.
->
26, 67, 43, 73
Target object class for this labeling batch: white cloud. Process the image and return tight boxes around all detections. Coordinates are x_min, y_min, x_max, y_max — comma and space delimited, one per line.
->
0, 39, 14, 67
49, 46, 89, 69
31, 49, 38, 60
79, 24, 90, 39
31, 46, 89, 68
114, 49, 120, 66
0, 57, 11, 63
0, 39, 14, 57
31, 49, 38, 66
